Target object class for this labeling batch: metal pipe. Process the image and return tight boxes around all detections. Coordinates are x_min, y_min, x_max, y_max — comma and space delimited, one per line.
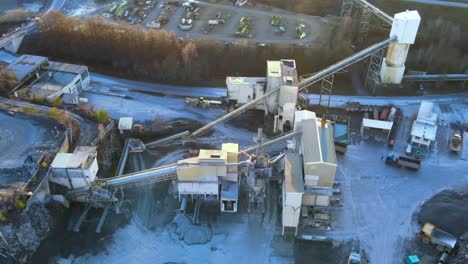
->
115, 138, 130, 176
104, 164, 177, 188
191, 87, 281, 137
354, 0, 393, 24
179, 197, 187, 214
192, 38, 396, 138
242, 131, 298, 153
177, 160, 249, 167
299, 37, 397, 90
269, 153, 286, 165
403, 74, 468, 82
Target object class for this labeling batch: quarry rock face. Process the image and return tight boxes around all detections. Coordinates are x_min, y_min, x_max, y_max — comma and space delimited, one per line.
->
0, 202, 52, 263
449, 232, 468, 264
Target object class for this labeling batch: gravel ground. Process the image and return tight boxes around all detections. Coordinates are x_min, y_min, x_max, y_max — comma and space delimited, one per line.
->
0, 110, 56, 169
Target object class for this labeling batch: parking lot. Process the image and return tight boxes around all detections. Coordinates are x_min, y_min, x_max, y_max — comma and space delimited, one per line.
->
103, 0, 332, 46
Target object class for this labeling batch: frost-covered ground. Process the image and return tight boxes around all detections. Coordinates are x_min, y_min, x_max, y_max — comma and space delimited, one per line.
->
65, 73, 468, 263
59, 213, 285, 264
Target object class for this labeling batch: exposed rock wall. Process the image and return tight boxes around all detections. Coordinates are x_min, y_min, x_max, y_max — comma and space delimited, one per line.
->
0, 202, 52, 263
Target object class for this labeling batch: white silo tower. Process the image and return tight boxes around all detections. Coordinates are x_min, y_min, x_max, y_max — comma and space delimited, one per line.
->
380, 10, 421, 84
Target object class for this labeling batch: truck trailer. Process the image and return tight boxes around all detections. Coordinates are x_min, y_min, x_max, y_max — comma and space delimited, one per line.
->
385, 154, 420, 170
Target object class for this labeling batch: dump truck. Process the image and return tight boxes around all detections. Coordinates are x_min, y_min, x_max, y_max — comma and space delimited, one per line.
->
385, 154, 420, 170
450, 133, 462, 152
419, 223, 458, 252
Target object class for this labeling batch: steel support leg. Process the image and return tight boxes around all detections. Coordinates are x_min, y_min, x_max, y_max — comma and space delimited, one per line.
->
358, 7, 371, 43
319, 75, 334, 111
73, 204, 92, 232
364, 49, 384, 94
96, 203, 111, 233
341, 0, 354, 17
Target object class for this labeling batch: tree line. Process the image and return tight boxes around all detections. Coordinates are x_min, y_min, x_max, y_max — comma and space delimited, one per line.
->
21, 12, 352, 87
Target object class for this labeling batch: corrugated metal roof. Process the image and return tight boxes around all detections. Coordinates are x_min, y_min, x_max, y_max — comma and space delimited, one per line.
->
302, 119, 322, 163
362, 118, 394, 130
0, 49, 19, 64
51, 146, 96, 169
302, 118, 337, 165
47, 61, 87, 74
51, 153, 73, 168
417, 101, 437, 124
226, 76, 266, 85
411, 120, 437, 141
2, 54, 47, 82
284, 154, 304, 193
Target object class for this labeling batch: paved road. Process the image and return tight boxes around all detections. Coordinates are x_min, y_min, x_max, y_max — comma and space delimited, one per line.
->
143, 0, 330, 44
90, 73, 226, 98
308, 92, 468, 107
403, 0, 468, 8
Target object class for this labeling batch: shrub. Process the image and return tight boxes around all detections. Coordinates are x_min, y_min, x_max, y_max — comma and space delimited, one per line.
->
95, 109, 110, 124
23, 105, 38, 114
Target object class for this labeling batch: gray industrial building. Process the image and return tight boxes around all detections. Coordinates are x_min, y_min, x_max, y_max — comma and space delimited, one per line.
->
0, 50, 90, 104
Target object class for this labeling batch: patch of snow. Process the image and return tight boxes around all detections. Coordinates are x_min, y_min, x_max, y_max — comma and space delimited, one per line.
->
59, 214, 279, 264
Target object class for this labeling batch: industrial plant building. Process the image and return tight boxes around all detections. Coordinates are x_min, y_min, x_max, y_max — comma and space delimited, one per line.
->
410, 101, 438, 149
226, 59, 299, 133
0, 51, 90, 104
176, 143, 240, 213
50, 146, 99, 189
282, 110, 337, 235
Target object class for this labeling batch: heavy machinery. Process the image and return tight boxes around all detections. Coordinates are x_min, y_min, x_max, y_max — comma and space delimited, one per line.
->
271, 16, 281, 26
347, 239, 369, 264
419, 223, 458, 252
235, 17, 250, 37
385, 154, 420, 170
405, 255, 420, 264
185, 97, 222, 108
450, 133, 462, 152
296, 23, 306, 39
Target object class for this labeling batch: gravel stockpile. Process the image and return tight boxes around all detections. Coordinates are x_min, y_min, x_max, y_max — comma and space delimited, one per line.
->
418, 188, 468, 237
